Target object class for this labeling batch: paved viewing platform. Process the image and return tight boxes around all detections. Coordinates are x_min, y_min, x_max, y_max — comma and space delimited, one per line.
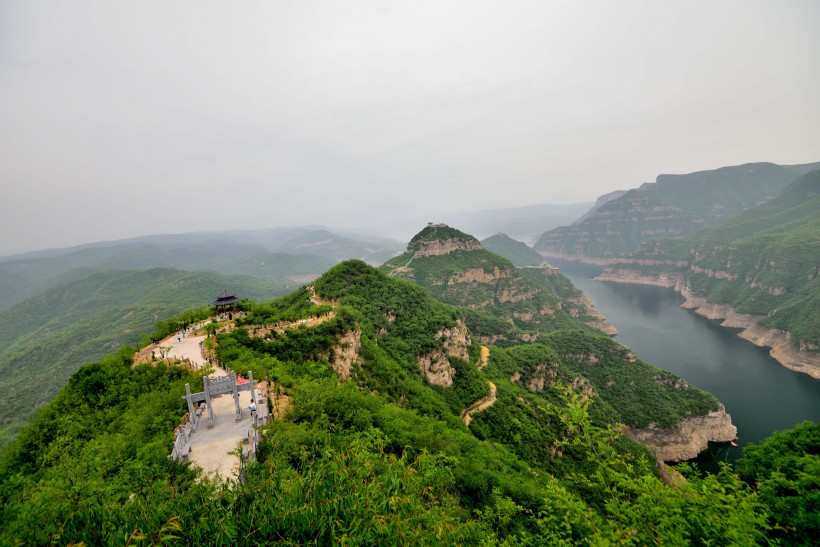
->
145, 320, 269, 480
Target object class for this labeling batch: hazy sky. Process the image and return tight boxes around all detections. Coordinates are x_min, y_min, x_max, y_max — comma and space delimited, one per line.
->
2, 1, 819, 255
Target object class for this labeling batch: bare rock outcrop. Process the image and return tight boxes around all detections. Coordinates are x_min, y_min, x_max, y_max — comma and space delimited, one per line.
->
438, 320, 471, 361
626, 404, 737, 462
449, 267, 512, 284
418, 350, 455, 387
413, 238, 481, 257
569, 295, 618, 335
678, 283, 820, 379
418, 320, 471, 387
595, 269, 682, 288
330, 329, 362, 382
595, 272, 820, 378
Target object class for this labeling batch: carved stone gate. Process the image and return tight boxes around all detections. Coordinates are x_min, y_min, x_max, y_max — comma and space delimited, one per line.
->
182, 370, 256, 429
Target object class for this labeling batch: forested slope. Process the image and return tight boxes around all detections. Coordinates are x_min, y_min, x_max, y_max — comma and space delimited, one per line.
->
534, 161, 815, 260
0, 259, 787, 544
598, 171, 820, 371
382, 225, 602, 342
0, 268, 290, 448
481, 233, 545, 267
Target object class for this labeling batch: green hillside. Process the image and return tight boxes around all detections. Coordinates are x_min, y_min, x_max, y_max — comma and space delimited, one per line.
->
379, 225, 723, 433
382, 225, 599, 341
535, 161, 816, 260
0, 268, 291, 448
481, 233, 544, 266
1, 259, 790, 544
0, 243, 331, 311
603, 170, 820, 352
0, 227, 400, 311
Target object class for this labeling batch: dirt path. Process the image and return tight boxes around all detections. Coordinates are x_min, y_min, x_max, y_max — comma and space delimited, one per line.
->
478, 345, 490, 369
461, 381, 497, 427
308, 284, 338, 307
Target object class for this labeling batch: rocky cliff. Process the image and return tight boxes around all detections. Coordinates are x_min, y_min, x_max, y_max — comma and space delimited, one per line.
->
382, 225, 616, 338
626, 404, 737, 462
535, 162, 808, 261
593, 269, 820, 379
418, 320, 471, 387
591, 170, 820, 377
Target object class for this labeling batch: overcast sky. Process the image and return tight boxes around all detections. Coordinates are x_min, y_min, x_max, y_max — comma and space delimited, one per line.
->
1, 1, 819, 255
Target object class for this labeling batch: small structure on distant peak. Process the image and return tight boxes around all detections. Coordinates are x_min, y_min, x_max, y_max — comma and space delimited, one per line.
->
213, 290, 240, 314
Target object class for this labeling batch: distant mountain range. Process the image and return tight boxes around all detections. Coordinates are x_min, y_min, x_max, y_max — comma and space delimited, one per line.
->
481, 233, 545, 267
534, 161, 820, 261
0, 227, 403, 311
440, 202, 593, 244
596, 170, 820, 377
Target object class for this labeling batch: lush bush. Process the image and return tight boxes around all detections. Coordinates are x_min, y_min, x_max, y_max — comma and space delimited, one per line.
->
735, 421, 820, 545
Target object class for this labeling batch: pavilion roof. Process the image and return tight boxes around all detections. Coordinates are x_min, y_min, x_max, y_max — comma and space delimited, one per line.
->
213, 290, 240, 306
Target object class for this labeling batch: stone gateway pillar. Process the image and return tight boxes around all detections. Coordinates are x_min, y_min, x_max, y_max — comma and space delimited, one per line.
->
185, 383, 197, 430
230, 371, 241, 421
204, 376, 215, 428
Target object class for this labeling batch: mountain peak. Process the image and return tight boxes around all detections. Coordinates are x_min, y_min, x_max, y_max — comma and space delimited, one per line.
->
407, 223, 481, 257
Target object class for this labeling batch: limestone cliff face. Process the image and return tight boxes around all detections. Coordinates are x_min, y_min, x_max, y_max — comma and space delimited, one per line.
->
438, 321, 471, 361
568, 295, 619, 335
418, 320, 471, 387
330, 329, 362, 382
534, 162, 798, 260
678, 283, 820, 379
626, 404, 737, 462
595, 269, 682, 288
449, 267, 512, 284
594, 270, 820, 378
418, 351, 455, 387
413, 238, 481, 257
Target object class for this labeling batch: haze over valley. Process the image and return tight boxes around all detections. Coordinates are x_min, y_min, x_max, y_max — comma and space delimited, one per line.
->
1, 2, 818, 544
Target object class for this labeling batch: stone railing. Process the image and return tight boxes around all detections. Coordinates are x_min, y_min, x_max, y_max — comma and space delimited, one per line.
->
170, 412, 195, 460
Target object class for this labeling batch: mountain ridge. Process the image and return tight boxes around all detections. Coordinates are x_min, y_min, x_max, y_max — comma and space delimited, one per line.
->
595, 170, 820, 377
534, 160, 818, 261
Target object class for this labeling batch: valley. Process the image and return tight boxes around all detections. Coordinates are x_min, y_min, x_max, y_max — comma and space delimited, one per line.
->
555, 260, 820, 468
0, 163, 817, 544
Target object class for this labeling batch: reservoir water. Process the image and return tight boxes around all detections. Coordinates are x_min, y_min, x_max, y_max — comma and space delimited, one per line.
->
553, 260, 820, 467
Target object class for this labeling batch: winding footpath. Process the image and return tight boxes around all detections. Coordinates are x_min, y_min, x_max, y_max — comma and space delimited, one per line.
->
461, 346, 496, 427
461, 381, 497, 427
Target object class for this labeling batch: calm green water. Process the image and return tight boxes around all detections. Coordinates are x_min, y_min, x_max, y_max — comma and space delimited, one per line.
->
553, 260, 820, 467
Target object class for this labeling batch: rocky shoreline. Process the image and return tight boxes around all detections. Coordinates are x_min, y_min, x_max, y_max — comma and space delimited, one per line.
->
593, 270, 820, 379
573, 295, 618, 335
627, 404, 737, 462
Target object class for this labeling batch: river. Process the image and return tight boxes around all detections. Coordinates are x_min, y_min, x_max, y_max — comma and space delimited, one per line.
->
552, 260, 820, 468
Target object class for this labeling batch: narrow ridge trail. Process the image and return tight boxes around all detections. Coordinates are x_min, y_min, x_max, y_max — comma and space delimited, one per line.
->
461, 346, 495, 427
461, 381, 497, 427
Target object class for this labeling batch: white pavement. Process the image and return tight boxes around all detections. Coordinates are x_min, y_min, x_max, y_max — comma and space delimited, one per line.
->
161, 324, 268, 479
187, 385, 267, 479
166, 333, 214, 372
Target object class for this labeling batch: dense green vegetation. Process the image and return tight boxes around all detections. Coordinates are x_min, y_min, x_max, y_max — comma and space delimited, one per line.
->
1, 246, 815, 542
605, 170, 820, 349
0, 227, 401, 311
407, 223, 480, 252
535, 161, 815, 259
540, 331, 718, 428
0, 356, 769, 544
481, 233, 544, 266
382, 227, 598, 341
0, 268, 290, 449
736, 421, 820, 545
